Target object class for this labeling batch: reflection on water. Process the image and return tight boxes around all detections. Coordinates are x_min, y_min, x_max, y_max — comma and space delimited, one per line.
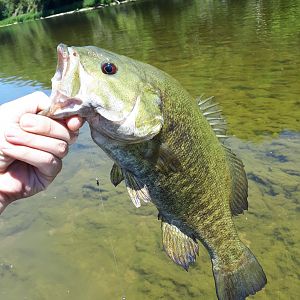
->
0, 0, 299, 140
0, 0, 299, 299
0, 78, 50, 104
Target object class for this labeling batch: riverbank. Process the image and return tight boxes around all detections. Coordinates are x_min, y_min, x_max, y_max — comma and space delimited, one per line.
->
0, 0, 136, 28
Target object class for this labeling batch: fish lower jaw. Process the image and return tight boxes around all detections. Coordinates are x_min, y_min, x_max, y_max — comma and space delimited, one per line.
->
88, 114, 147, 145
90, 126, 131, 146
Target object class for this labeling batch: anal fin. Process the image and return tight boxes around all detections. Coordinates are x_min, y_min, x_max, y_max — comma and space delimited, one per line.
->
161, 221, 199, 271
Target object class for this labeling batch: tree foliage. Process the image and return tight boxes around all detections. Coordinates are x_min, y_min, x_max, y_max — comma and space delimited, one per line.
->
0, 0, 114, 21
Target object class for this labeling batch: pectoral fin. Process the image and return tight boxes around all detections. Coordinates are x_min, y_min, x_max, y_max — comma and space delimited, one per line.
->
110, 163, 124, 187
124, 171, 151, 208
156, 143, 182, 173
161, 221, 199, 271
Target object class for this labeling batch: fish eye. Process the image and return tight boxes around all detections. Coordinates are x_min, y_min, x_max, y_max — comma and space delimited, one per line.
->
101, 62, 117, 75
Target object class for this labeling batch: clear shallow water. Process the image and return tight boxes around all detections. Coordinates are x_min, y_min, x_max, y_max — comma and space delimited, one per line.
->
0, 0, 299, 299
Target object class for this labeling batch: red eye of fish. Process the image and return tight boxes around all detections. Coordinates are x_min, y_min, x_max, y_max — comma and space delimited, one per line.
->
101, 62, 117, 75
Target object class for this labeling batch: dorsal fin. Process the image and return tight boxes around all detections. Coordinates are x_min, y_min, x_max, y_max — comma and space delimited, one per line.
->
198, 96, 247, 215
198, 96, 247, 214
224, 146, 248, 215
197, 95, 228, 143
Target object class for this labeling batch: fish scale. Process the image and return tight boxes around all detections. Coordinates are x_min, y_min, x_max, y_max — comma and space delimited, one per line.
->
42, 43, 267, 300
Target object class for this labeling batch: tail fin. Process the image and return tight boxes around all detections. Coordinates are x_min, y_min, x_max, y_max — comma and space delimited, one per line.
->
212, 246, 267, 300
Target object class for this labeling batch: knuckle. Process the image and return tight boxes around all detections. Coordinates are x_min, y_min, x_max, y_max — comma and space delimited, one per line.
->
35, 115, 52, 135
46, 154, 56, 166
46, 119, 54, 135
57, 141, 68, 157
47, 155, 62, 173
56, 159, 63, 173
19, 132, 30, 144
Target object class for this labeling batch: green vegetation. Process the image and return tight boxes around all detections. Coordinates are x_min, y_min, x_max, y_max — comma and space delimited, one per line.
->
0, 12, 42, 26
0, 0, 123, 26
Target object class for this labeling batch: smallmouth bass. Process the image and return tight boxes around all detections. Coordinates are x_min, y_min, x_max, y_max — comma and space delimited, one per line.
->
42, 44, 267, 300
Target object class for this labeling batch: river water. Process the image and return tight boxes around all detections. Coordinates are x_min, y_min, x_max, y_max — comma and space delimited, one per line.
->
0, 0, 299, 299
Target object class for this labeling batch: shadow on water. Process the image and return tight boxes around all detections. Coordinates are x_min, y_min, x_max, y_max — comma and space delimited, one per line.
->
0, 0, 299, 299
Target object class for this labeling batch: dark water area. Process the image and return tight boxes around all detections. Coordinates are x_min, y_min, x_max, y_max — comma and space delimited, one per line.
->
0, 0, 299, 299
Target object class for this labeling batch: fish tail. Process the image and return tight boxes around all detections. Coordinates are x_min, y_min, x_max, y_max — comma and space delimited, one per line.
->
212, 246, 267, 300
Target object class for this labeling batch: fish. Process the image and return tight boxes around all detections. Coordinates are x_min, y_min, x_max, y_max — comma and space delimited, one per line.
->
41, 43, 267, 300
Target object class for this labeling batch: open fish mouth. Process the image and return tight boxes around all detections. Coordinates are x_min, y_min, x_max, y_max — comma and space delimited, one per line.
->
39, 92, 84, 119
53, 43, 70, 82
41, 44, 139, 127
39, 44, 86, 119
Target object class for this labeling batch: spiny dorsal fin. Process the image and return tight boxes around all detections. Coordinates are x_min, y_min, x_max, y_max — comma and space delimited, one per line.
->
161, 221, 199, 271
110, 163, 124, 187
198, 96, 247, 214
123, 171, 151, 208
224, 146, 248, 215
197, 95, 228, 143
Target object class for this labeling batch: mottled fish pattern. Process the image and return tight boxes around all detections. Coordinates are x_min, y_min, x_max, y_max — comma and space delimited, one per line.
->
42, 44, 267, 300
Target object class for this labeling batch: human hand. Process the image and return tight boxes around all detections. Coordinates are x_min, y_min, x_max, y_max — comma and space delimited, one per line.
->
0, 91, 84, 214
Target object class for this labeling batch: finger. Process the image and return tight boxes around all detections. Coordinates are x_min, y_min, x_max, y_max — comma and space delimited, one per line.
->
1, 145, 62, 178
65, 116, 85, 131
1, 92, 50, 120
0, 135, 15, 173
4, 126, 68, 159
69, 130, 79, 145
20, 113, 74, 143
0, 150, 14, 173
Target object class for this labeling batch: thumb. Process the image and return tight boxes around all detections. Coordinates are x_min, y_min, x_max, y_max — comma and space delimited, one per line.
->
13, 91, 51, 115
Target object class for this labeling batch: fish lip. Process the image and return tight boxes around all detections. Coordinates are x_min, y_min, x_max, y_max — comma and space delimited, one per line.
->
40, 93, 84, 119
44, 44, 85, 118
53, 43, 70, 82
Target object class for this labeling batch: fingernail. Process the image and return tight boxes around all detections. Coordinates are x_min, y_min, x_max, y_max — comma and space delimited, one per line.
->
20, 115, 37, 128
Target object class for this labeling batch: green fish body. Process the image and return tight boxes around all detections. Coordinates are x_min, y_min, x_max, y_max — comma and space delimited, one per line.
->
44, 44, 267, 300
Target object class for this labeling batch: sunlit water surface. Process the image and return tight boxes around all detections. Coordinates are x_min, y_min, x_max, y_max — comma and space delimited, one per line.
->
0, 0, 299, 299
